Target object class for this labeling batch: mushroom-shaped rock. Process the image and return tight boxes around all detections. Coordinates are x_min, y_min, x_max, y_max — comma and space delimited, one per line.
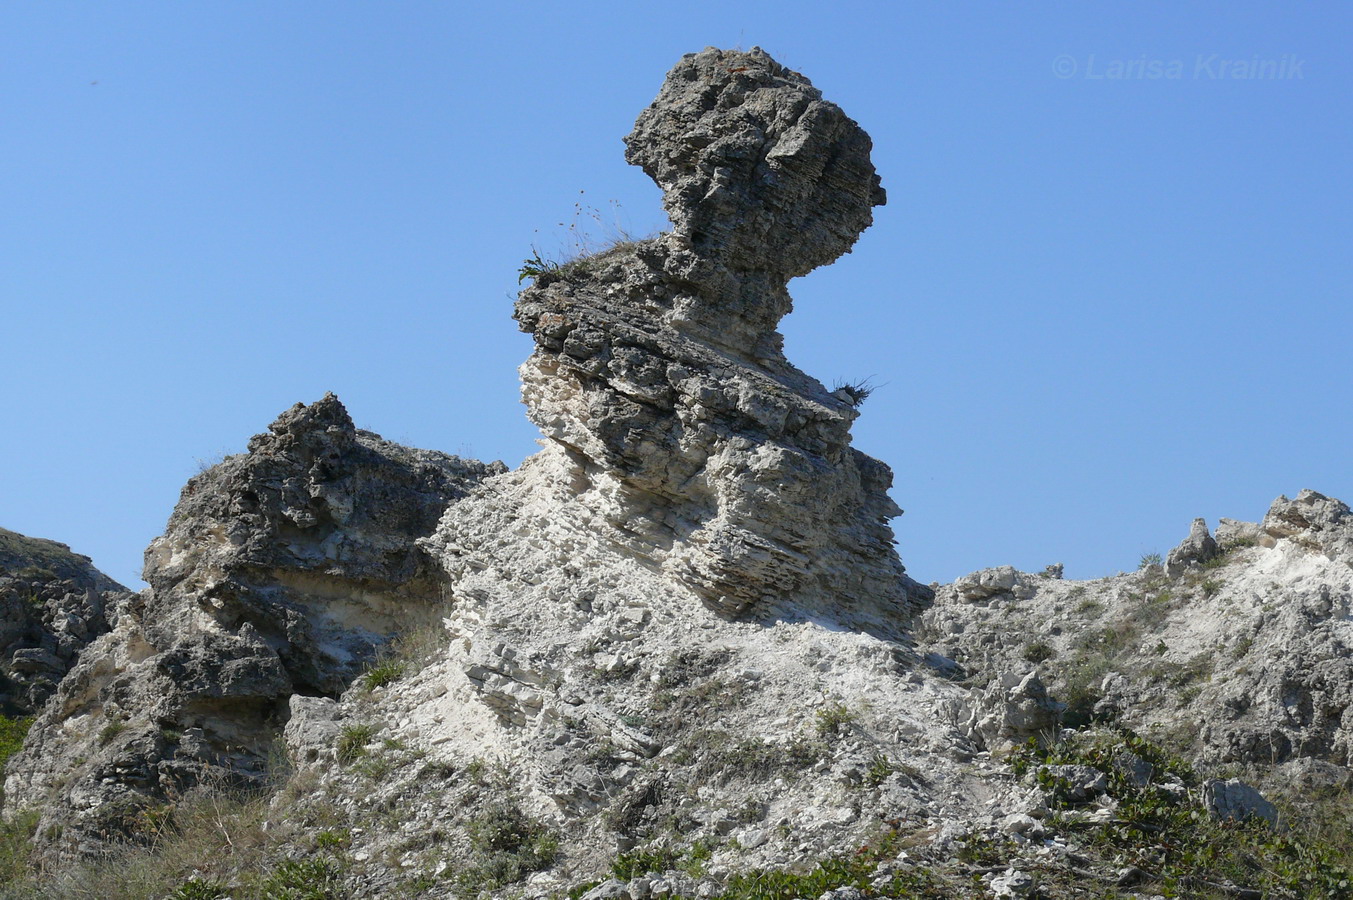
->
625, 47, 884, 284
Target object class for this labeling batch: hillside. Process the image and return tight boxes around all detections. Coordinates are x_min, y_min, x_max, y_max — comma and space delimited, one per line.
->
2, 47, 1350, 900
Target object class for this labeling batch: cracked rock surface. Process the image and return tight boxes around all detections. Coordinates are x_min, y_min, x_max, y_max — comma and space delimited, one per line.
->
0, 528, 129, 718
4, 394, 502, 858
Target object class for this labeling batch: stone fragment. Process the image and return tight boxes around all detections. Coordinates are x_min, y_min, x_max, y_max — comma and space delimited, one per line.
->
1202, 778, 1278, 827
988, 868, 1034, 897
581, 879, 630, 900
1000, 813, 1043, 838
1165, 518, 1218, 578
1041, 764, 1108, 803
964, 670, 1064, 752
954, 566, 1020, 602
284, 695, 345, 765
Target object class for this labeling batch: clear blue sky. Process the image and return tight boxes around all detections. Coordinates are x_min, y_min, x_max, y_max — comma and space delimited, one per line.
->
3, 3, 1349, 590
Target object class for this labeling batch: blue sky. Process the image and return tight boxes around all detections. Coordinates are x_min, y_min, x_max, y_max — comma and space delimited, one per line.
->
2, 3, 1349, 589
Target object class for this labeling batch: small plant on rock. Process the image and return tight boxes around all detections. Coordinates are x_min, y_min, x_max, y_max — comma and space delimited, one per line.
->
518, 249, 560, 284
165, 878, 231, 900
97, 717, 127, 747
360, 657, 406, 691
815, 701, 857, 737
335, 723, 376, 764
253, 856, 342, 900
831, 377, 880, 406
1023, 641, 1056, 664
865, 754, 897, 787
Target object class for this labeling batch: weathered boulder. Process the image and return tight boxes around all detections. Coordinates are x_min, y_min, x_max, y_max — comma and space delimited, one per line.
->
1165, 517, 1218, 578
1202, 778, 1279, 827
1263, 489, 1353, 561
962, 670, 1064, 752
953, 566, 1025, 603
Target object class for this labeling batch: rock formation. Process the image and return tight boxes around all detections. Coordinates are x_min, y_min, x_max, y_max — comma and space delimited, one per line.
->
500, 46, 926, 631
0, 528, 127, 717
4, 394, 502, 857
5, 47, 1353, 900
923, 492, 1353, 768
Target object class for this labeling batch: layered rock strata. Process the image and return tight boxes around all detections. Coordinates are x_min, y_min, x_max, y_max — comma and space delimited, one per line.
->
484, 46, 926, 632
310, 44, 954, 882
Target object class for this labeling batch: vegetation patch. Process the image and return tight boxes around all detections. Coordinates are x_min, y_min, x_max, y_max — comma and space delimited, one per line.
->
814, 701, 857, 737
359, 658, 406, 692
0, 714, 32, 772
1022, 641, 1056, 664
335, 724, 376, 764
449, 800, 558, 897
1011, 728, 1353, 898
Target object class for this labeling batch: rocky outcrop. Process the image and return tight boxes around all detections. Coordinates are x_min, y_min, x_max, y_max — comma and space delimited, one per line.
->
1164, 517, 1218, 578
0, 527, 128, 717
5, 47, 938, 875
1262, 489, 1353, 561
922, 493, 1353, 772
4, 394, 503, 858
261, 46, 962, 892
497, 46, 926, 632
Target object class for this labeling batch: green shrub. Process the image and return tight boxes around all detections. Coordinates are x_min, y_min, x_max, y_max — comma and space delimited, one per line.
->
716, 832, 955, 900
864, 754, 897, 787
688, 730, 824, 784
1022, 641, 1056, 664
97, 717, 127, 746
1011, 729, 1353, 897
165, 877, 230, 900
612, 846, 682, 880
452, 801, 559, 894
1138, 552, 1162, 569
254, 857, 342, 900
313, 829, 350, 855
814, 701, 856, 737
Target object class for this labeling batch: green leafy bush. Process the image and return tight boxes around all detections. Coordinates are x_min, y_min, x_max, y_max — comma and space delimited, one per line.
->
165, 877, 230, 900
254, 857, 342, 900
612, 846, 682, 880
451, 800, 559, 895
1022, 641, 1056, 664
